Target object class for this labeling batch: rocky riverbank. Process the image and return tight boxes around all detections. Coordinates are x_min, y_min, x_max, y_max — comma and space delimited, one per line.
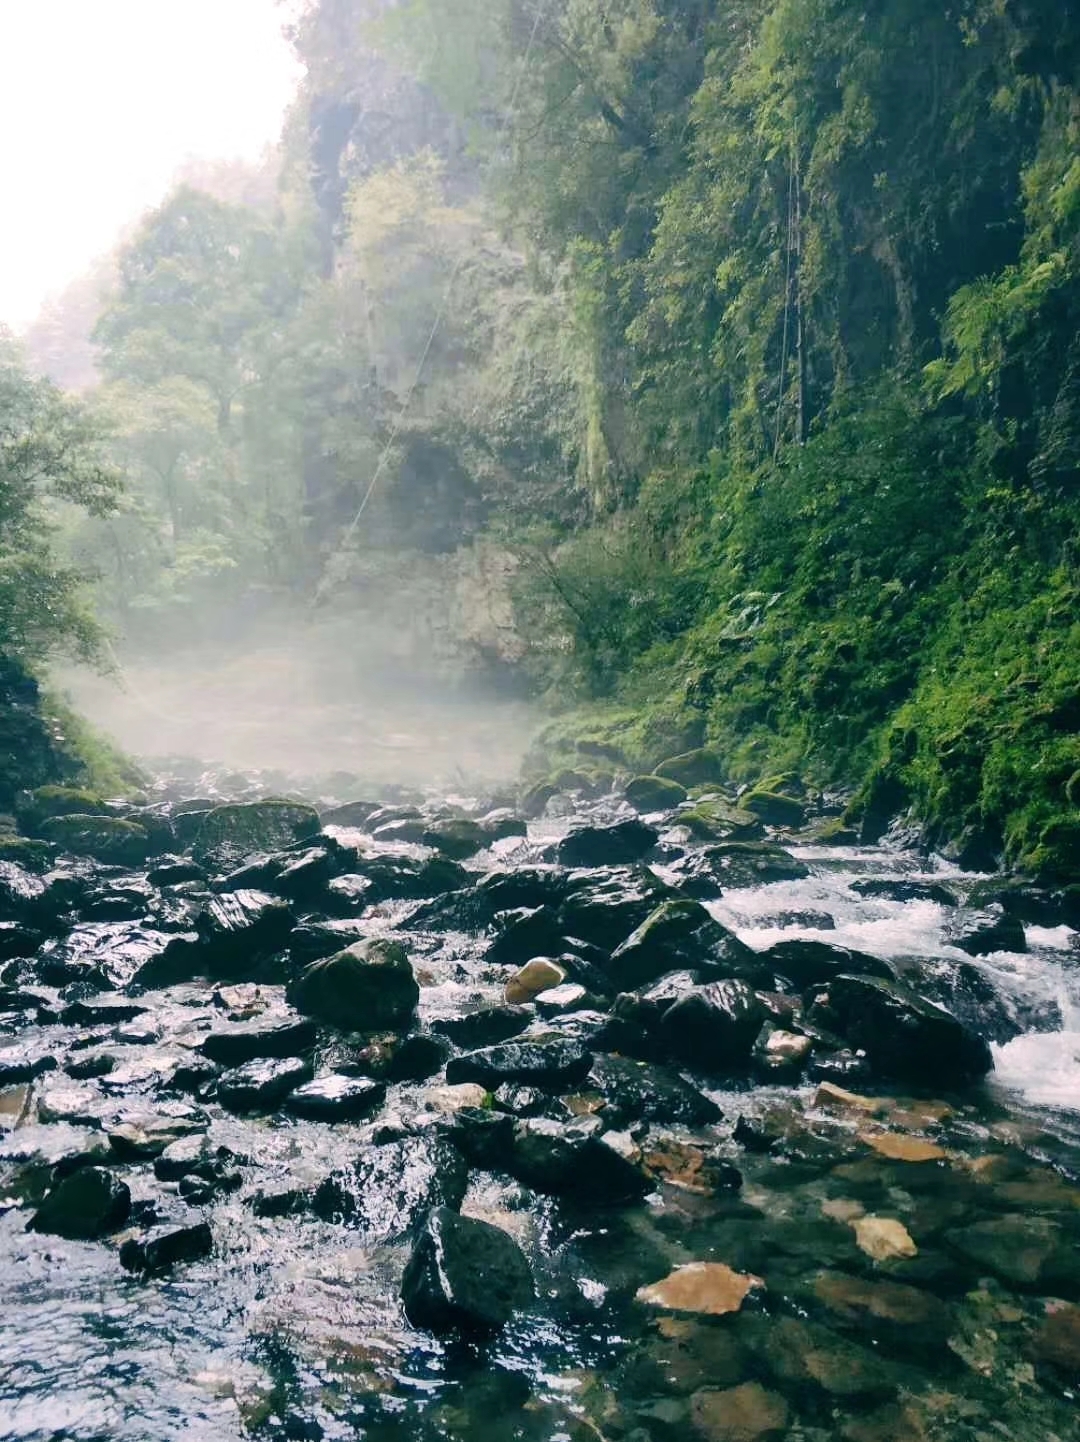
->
1, 765, 1079, 1440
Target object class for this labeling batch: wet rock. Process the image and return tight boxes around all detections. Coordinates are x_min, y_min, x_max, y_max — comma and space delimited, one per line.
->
38, 815, 150, 866
0, 921, 42, 960
555, 818, 658, 868
659, 980, 767, 1074
890, 954, 1054, 1044
858, 1129, 946, 1163
806, 1049, 874, 1085
479, 866, 575, 916
216, 1056, 312, 1113
60, 996, 150, 1026
29, 1166, 131, 1239
507, 1117, 650, 1201
446, 1037, 593, 1091
38, 922, 194, 991
200, 1015, 316, 1068
642, 1138, 743, 1195
675, 801, 764, 844
607, 899, 761, 989
504, 957, 566, 1003
108, 1114, 206, 1160
288, 919, 366, 967
344, 1032, 449, 1082
133, 890, 294, 986
270, 847, 336, 905
421, 819, 487, 860
806, 973, 993, 1087
764, 939, 893, 989
284, 1074, 386, 1121
536, 983, 590, 1016
586, 1054, 722, 1127
119, 1220, 213, 1275
689, 1382, 789, 1442
0, 862, 48, 921
432, 1005, 532, 1049
352, 854, 470, 905
401, 1205, 534, 1333
850, 877, 957, 905
637, 1262, 764, 1316
624, 775, 688, 811
312, 1134, 468, 1240
947, 905, 1027, 956
852, 1215, 918, 1262
752, 1024, 813, 1079
154, 1133, 237, 1181
485, 905, 567, 966
191, 800, 321, 870
557, 867, 676, 950
289, 938, 418, 1032
320, 800, 381, 828
422, 1082, 491, 1114
675, 841, 809, 896
0, 1082, 33, 1129
147, 859, 206, 887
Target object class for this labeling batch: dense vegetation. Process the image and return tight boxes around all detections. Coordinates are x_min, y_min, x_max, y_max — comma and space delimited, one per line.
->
14, 0, 1080, 873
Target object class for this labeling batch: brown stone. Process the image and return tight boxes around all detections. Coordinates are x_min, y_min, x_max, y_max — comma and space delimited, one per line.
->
858, 1130, 946, 1163
1031, 1302, 1080, 1379
0, 1083, 33, 1131
852, 1215, 918, 1262
505, 958, 566, 1004
764, 1316, 899, 1399
841, 1402, 928, 1442
637, 1262, 764, 1316
812, 1270, 952, 1348
814, 1082, 887, 1116
689, 1382, 789, 1442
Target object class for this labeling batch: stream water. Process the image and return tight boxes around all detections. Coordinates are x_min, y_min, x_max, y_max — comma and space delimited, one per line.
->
1, 772, 1079, 1441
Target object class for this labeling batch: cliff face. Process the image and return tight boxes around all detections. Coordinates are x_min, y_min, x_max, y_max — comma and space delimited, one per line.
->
0, 658, 75, 807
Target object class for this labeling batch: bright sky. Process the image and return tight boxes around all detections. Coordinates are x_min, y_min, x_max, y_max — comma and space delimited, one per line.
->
0, 0, 305, 329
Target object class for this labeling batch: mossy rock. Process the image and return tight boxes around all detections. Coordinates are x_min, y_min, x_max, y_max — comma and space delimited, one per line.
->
676, 800, 764, 841
0, 836, 55, 871
521, 781, 558, 819
624, 775, 688, 811
654, 748, 728, 788
192, 800, 321, 870
741, 790, 806, 828
16, 785, 109, 832
39, 814, 149, 865
1027, 817, 1080, 880
810, 817, 860, 845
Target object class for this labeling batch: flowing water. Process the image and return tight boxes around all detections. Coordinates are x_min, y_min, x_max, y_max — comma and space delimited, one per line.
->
2, 777, 1079, 1441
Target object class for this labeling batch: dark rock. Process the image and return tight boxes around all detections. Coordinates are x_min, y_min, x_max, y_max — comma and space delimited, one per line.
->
60, 996, 150, 1026
312, 1133, 468, 1240
0, 862, 47, 921
806, 973, 993, 1086
432, 1005, 532, 1049
507, 1117, 650, 1202
216, 1056, 312, 1113
485, 906, 566, 965
659, 980, 767, 1073
421, 819, 487, 859
320, 800, 381, 827
200, 1015, 317, 1067
214, 854, 283, 893
119, 1221, 213, 1275
555, 818, 658, 868
557, 867, 674, 951
192, 800, 321, 870
272, 847, 337, 905
0, 921, 41, 960
289, 938, 418, 1032
373, 817, 429, 845
948, 906, 1027, 956
147, 860, 206, 887
478, 866, 575, 916
343, 1032, 449, 1082
29, 1166, 131, 1239
288, 920, 367, 967
607, 899, 762, 989
39, 922, 197, 991
850, 878, 957, 906
764, 939, 894, 989
446, 1038, 593, 1092
805, 1049, 873, 1085
351, 853, 470, 903
586, 1054, 722, 1127
402, 1206, 534, 1333
891, 954, 1059, 1044
284, 1074, 386, 1121
134, 890, 294, 986
772, 909, 837, 930
675, 842, 810, 896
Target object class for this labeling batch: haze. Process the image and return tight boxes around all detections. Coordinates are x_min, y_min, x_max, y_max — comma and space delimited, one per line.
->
0, 0, 303, 330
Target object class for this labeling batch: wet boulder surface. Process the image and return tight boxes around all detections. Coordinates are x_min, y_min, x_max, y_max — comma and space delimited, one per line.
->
1, 768, 1080, 1442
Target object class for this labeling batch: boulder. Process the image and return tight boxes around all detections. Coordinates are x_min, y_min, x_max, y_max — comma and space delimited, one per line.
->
446, 1037, 593, 1092
764, 939, 894, 990
675, 802, 764, 843
504, 957, 566, 1004
608, 899, 761, 989
289, 938, 418, 1032
850, 878, 957, 906
191, 799, 321, 870
586, 1054, 722, 1127
554, 818, 658, 868
216, 1056, 312, 1113
38, 921, 198, 991
38, 815, 149, 866
507, 1117, 650, 1202
401, 1206, 534, 1333
432, 1005, 532, 1049
624, 775, 688, 811
806, 973, 993, 1087
199, 1015, 317, 1068
284, 1074, 386, 1122
29, 1166, 131, 1239
119, 1221, 213, 1275
659, 980, 768, 1074
676, 842, 809, 896
689, 1382, 789, 1442
654, 749, 728, 788
947, 905, 1027, 956
741, 790, 806, 828
421, 819, 487, 860
557, 867, 675, 951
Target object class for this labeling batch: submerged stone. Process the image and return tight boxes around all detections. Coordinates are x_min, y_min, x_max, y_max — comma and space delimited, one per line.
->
312, 1134, 468, 1241
637, 1262, 764, 1316
284, 1074, 386, 1121
507, 1117, 650, 1202
401, 1206, 534, 1334
216, 1056, 312, 1113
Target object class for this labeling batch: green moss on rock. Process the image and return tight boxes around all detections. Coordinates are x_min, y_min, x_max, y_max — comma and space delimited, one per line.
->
39, 814, 149, 865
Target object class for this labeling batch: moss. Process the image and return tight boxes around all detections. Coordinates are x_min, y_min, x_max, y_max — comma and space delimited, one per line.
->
624, 775, 688, 810
42, 692, 146, 798
39, 814, 149, 865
